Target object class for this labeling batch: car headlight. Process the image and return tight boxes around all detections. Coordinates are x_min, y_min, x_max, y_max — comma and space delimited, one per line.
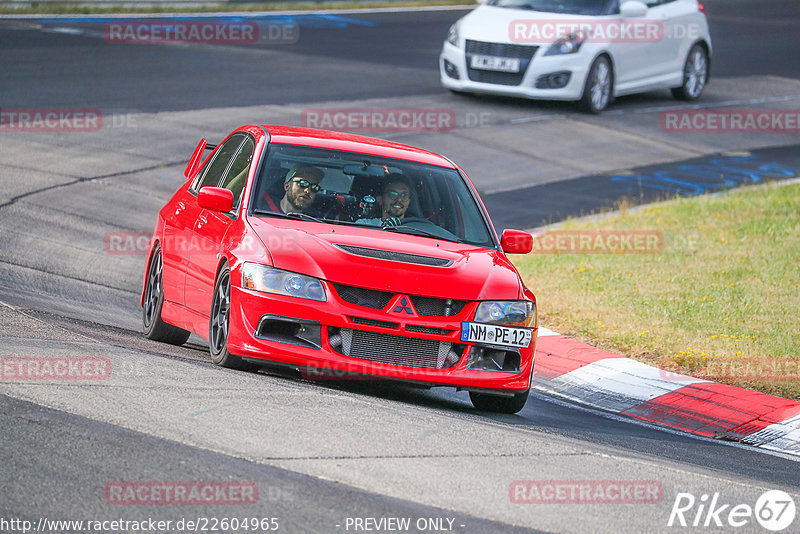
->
544, 31, 588, 56
242, 263, 326, 302
446, 22, 460, 47
474, 301, 535, 327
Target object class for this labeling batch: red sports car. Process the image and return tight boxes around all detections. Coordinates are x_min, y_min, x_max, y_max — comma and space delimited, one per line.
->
141, 125, 538, 413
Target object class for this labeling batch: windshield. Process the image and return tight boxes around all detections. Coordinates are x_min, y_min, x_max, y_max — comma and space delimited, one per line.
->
249, 143, 495, 249
487, 0, 615, 16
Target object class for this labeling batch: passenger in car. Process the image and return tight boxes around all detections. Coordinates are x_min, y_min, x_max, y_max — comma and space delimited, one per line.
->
356, 174, 412, 227
263, 165, 324, 213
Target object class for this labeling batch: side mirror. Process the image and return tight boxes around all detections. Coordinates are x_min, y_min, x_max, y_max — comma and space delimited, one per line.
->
184, 138, 208, 180
620, 0, 648, 17
501, 229, 533, 254
198, 187, 234, 213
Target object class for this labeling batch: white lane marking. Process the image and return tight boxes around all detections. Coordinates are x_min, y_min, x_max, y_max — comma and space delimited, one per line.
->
537, 326, 560, 337
529, 389, 800, 464
510, 114, 570, 124
759, 428, 800, 457
41, 27, 84, 35
541, 357, 708, 413
742, 413, 800, 457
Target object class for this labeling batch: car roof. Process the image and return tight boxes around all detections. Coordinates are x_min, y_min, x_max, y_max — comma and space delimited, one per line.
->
258, 125, 457, 169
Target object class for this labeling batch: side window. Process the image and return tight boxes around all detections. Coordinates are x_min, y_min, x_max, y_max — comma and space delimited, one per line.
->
191, 134, 245, 192
220, 137, 255, 210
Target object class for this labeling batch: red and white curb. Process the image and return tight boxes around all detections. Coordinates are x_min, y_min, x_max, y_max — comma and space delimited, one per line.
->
532, 328, 800, 457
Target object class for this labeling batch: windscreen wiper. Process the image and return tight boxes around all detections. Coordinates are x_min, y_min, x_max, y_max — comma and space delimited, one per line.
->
285, 212, 324, 223
382, 225, 463, 244
251, 209, 322, 222
252, 209, 364, 227
252, 209, 290, 218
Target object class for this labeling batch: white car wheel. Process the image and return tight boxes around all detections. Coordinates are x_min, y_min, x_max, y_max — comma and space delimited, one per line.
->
580, 56, 613, 113
672, 44, 709, 101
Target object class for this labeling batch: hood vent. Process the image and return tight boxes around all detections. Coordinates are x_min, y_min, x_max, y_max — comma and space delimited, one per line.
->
334, 244, 452, 267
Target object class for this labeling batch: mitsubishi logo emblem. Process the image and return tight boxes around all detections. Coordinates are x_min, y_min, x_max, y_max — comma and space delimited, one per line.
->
393, 297, 413, 315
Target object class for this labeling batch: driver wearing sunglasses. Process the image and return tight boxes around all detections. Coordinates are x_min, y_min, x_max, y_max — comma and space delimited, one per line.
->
356, 174, 412, 228
276, 165, 324, 214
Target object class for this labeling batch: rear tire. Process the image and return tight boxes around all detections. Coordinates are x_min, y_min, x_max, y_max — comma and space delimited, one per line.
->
580, 55, 613, 114
671, 43, 708, 101
469, 390, 529, 414
209, 264, 253, 370
143, 247, 191, 346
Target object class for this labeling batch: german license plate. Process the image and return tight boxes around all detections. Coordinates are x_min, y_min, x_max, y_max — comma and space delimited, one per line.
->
461, 322, 532, 349
469, 55, 521, 73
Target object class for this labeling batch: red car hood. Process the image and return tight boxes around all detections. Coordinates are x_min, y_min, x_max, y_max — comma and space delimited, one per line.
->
247, 218, 523, 301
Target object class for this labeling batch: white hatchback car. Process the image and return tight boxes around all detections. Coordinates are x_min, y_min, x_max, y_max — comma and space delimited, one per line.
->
440, 0, 711, 112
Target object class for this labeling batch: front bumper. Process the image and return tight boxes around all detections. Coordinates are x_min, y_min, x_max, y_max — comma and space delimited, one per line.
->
226, 281, 537, 394
439, 41, 591, 101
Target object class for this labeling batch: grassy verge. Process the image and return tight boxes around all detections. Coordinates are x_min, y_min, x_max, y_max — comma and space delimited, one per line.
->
0, 1, 469, 15
514, 181, 800, 400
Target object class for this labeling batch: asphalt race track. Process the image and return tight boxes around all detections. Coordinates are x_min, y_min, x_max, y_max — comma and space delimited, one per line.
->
0, 1, 799, 532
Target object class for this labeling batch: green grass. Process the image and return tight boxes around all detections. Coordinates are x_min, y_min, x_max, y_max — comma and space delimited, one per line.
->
0, 0, 468, 15
514, 181, 800, 399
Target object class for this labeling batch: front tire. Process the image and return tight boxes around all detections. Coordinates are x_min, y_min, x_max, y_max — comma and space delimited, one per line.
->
209, 264, 251, 370
580, 55, 613, 114
469, 390, 529, 414
671, 43, 708, 101
143, 247, 191, 346
448, 88, 470, 97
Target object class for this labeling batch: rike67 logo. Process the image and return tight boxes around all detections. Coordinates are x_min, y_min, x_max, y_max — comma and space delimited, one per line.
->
668, 490, 796, 531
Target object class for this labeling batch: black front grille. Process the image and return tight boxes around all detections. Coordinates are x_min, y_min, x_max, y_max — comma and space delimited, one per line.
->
334, 244, 452, 267
335, 284, 467, 317
410, 296, 465, 317
350, 317, 399, 329
466, 40, 538, 59
466, 70, 527, 85
329, 328, 464, 369
406, 325, 452, 336
465, 40, 538, 86
334, 284, 394, 309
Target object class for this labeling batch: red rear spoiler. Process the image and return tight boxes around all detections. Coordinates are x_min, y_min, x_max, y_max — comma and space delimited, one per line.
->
184, 139, 217, 179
